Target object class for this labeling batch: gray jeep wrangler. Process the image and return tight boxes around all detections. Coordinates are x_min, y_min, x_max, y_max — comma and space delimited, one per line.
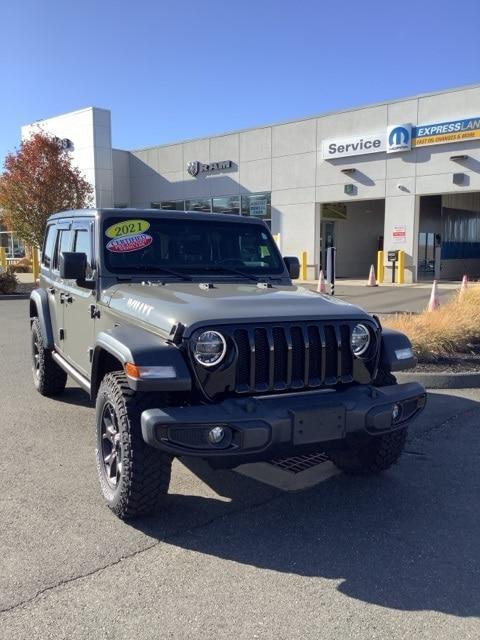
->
30, 208, 426, 520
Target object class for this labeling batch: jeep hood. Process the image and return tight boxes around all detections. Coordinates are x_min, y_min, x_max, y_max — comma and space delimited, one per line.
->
105, 282, 371, 337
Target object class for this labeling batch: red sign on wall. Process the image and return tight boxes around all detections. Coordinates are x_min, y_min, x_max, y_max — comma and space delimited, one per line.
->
392, 224, 407, 244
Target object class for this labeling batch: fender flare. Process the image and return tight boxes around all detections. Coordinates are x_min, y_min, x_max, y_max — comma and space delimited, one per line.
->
91, 325, 192, 398
29, 289, 54, 349
379, 328, 417, 372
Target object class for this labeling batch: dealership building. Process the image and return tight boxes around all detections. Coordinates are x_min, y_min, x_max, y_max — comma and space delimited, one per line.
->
22, 83, 480, 282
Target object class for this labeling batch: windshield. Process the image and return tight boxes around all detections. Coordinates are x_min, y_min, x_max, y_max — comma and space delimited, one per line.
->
102, 216, 285, 278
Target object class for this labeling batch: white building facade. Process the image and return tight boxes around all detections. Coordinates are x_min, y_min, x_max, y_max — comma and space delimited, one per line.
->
22, 84, 480, 282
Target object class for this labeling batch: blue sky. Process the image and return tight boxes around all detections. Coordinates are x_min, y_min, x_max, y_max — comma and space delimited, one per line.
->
1, 0, 479, 163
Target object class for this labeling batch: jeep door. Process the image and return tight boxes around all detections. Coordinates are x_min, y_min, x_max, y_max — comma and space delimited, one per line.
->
41, 222, 72, 352
62, 222, 96, 377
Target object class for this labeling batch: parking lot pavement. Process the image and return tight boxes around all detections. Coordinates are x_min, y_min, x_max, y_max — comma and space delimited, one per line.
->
1, 299, 479, 639
301, 281, 458, 314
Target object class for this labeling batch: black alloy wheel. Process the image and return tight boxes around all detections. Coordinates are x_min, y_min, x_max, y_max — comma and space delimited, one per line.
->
100, 402, 123, 488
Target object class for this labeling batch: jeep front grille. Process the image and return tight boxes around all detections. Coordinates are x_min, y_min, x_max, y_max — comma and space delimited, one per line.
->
232, 322, 355, 394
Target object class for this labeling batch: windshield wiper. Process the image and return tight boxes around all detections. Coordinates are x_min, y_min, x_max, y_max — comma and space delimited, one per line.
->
192, 266, 262, 283
131, 265, 193, 281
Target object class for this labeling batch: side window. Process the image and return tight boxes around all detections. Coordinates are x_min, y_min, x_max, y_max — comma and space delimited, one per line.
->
73, 229, 93, 279
53, 230, 72, 272
42, 225, 57, 268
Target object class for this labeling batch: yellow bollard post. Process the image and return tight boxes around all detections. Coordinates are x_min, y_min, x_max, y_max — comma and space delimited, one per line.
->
0, 247, 6, 270
300, 250, 308, 281
397, 250, 405, 284
32, 246, 40, 283
377, 250, 384, 284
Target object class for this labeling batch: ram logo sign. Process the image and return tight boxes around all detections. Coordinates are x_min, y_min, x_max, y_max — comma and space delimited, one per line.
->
187, 160, 232, 177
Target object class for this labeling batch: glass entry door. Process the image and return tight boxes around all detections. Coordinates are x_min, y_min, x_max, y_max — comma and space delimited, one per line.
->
320, 221, 335, 272
418, 232, 438, 280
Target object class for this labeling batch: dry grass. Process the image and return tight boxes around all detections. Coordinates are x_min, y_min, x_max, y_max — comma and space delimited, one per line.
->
382, 286, 480, 363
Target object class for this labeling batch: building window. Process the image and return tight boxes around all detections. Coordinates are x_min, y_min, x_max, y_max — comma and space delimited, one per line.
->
151, 200, 185, 210
212, 196, 240, 214
163, 200, 185, 210
241, 193, 271, 227
0, 221, 26, 260
149, 193, 272, 224
185, 198, 212, 213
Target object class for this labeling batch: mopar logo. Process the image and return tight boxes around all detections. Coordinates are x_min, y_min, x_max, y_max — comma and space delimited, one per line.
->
387, 124, 412, 153
187, 160, 232, 177
389, 127, 409, 146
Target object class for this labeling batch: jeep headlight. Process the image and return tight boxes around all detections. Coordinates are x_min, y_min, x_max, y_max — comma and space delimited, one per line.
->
351, 324, 371, 356
193, 330, 227, 367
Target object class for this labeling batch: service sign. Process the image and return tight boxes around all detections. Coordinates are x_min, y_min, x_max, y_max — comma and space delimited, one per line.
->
322, 116, 480, 160
412, 117, 480, 147
321, 133, 385, 159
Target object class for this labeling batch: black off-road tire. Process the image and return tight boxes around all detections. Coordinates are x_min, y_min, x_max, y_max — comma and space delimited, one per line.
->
31, 317, 67, 396
95, 372, 172, 520
330, 368, 406, 475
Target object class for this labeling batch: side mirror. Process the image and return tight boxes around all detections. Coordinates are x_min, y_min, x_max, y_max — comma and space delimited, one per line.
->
283, 256, 300, 280
60, 252, 87, 281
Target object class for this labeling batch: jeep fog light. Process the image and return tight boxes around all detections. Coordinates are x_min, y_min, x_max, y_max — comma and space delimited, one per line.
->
193, 330, 227, 367
392, 403, 402, 423
125, 363, 176, 379
351, 324, 370, 356
208, 426, 226, 444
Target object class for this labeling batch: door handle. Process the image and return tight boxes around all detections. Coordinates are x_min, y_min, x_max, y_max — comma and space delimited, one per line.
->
47, 286, 55, 295
90, 304, 101, 319
60, 293, 73, 304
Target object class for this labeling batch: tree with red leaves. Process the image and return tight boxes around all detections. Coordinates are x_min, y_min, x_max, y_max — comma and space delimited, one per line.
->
0, 131, 93, 247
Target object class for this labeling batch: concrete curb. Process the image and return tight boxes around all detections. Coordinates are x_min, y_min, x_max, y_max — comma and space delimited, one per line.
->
397, 369, 480, 389
0, 294, 30, 300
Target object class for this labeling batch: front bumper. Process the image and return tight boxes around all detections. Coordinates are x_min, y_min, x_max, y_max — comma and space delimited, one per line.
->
141, 382, 426, 464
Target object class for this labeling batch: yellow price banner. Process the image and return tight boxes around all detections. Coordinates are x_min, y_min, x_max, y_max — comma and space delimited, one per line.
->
105, 219, 151, 239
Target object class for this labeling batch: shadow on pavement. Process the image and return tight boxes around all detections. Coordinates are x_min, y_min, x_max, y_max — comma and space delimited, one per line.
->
53, 387, 93, 408
130, 392, 480, 618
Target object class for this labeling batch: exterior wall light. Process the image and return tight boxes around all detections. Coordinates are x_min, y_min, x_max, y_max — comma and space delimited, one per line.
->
450, 155, 469, 162
344, 184, 356, 195
341, 168, 356, 175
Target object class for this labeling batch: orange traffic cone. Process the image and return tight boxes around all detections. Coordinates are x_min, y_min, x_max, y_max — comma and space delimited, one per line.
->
459, 274, 468, 297
366, 264, 377, 287
317, 270, 327, 293
427, 280, 440, 311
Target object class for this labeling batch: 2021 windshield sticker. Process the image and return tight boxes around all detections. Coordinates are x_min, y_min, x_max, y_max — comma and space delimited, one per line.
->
106, 233, 153, 253
105, 219, 152, 253
105, 219, 150, 239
